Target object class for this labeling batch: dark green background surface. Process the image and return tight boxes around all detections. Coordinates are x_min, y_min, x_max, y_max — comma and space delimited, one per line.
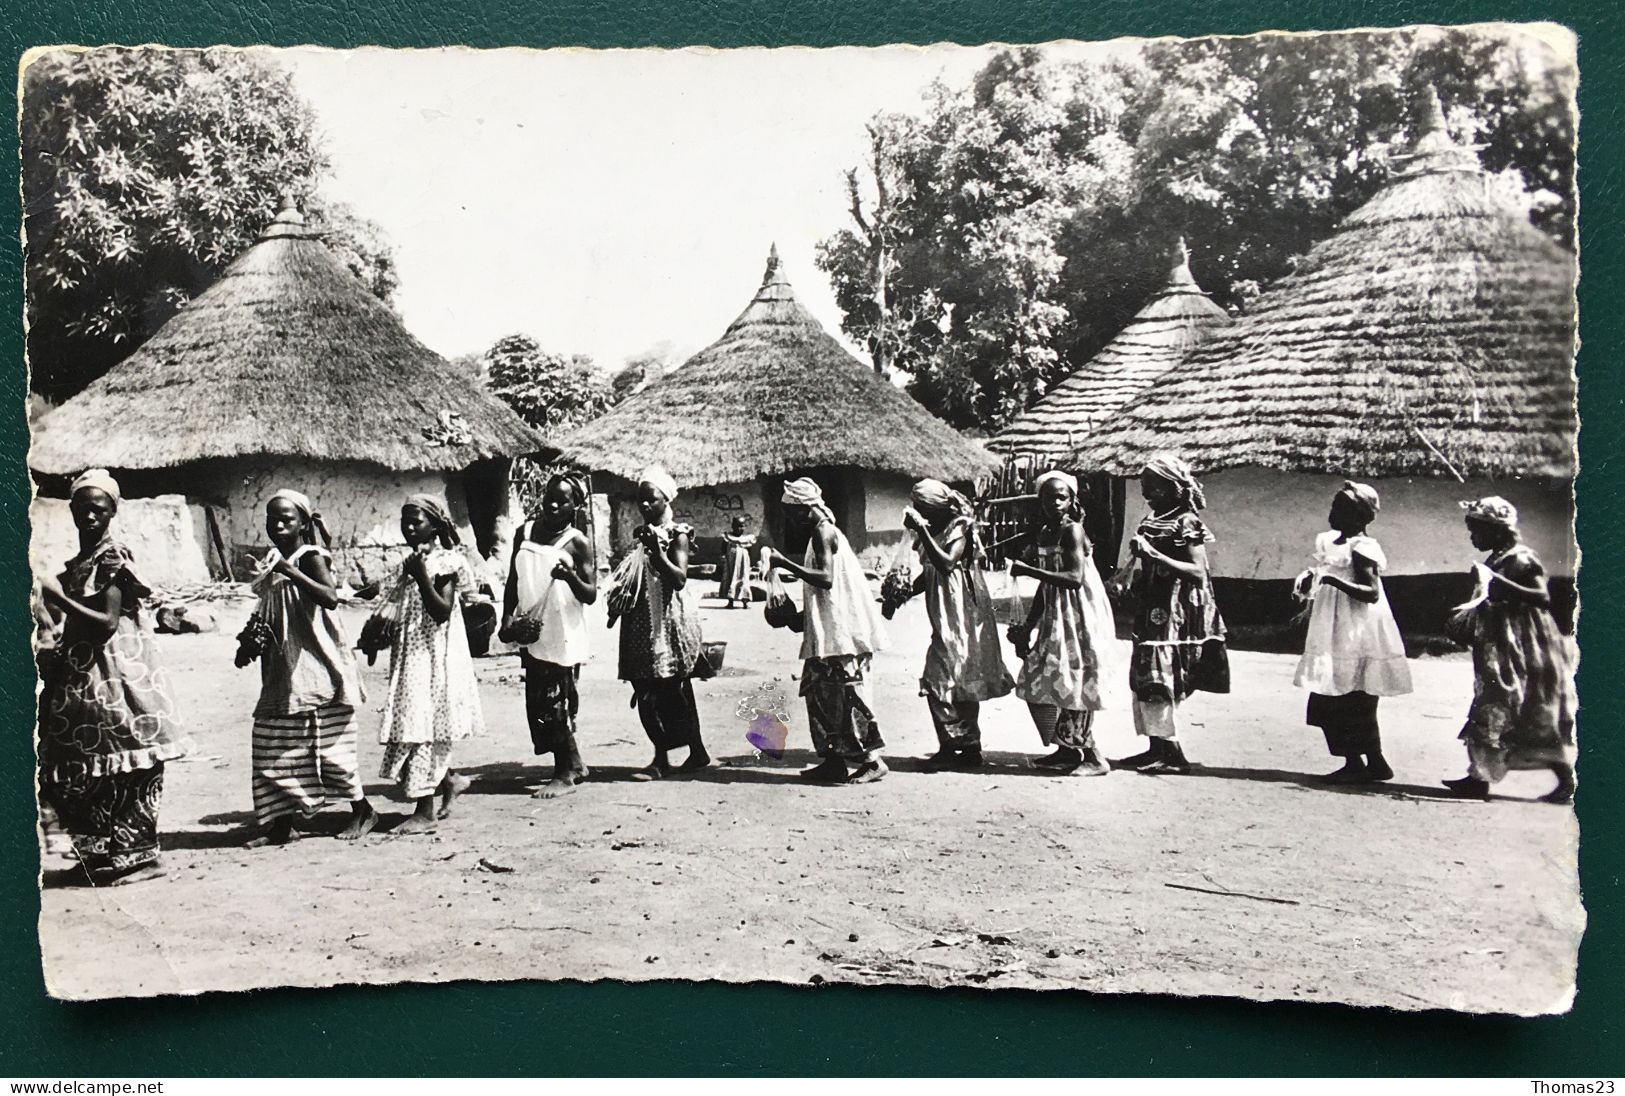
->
3, 0, 1619, 1077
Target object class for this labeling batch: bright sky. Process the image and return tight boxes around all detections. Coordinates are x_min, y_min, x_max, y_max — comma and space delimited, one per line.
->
275, 43, 1118, 370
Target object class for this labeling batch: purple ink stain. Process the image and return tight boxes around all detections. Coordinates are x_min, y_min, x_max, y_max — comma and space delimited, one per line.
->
746, 712, 789, 758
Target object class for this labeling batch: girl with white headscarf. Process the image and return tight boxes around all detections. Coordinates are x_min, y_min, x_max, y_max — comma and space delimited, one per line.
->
37, 470, 191, 885
609, 465, 708, 780
237, 488, 376, 844
766, 477, 889, 784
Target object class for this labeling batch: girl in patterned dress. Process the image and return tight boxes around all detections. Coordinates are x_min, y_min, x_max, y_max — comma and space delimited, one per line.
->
1109, 455, 1228, 775
1292, 482, 1412, 784
1006, 471, 1114, 776
717, 516, 756, 608
608, 465, 708, 781
374, 494, 485, 833
36, 470, 191, 885
239, 489, 377, 845
1443, 497, 1577, 804
501, 473, 596, 799
901, 478, 1013, 772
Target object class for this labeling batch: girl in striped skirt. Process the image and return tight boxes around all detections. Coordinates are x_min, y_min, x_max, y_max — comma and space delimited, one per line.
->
238, 490, 377, 846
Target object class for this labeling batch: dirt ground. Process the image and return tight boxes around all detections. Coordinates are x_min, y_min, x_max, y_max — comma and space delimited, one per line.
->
36, 592, 1582, 1013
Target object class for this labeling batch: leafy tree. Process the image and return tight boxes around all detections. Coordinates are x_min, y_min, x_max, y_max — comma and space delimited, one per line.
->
21, 47, 397, 401
484, 333, 615, 432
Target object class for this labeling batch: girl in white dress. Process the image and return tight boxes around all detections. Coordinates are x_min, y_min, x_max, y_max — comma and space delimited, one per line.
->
1292, 481, 1413, 783
374, 494, 486, 832
501, 474, 596, 799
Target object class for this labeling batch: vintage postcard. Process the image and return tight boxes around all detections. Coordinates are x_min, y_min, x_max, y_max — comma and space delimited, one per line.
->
23, 25, 1581, 1012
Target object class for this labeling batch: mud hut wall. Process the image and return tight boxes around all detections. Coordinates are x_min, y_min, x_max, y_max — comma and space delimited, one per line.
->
29, 495, 212, 588
607, 478, 767, 565
208, 459, 469, 587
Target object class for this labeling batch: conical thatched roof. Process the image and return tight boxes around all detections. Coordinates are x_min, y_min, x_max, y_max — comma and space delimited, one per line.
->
1071, 89, 1578, 480
547, 246, 1000, 485
990, 239, 1231, 461
29, 202, 543, 476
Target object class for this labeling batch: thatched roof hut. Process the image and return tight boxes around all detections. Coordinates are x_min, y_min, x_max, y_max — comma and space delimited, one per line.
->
1072, 90, 1577, 481
548, 247, 999, 561
990, 239, 1231, 462
1067, 89, 1579, 633
30, 202, 541, 475
29, 201, 543, 586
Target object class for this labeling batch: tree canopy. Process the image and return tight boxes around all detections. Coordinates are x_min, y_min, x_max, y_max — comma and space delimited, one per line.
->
816, 28, 1576, 433
22, 47, 398, 402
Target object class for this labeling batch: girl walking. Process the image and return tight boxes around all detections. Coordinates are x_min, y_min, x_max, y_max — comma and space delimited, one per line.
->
717, 516, 756, 608
1292, 482, 1412, 784
501, 473, 595, 798
1110, 455, 1228, 774
1444, 497, 1577, 803
239, 489, 377, 844
901, 479, 1013, 771
36, 470, 191, 885
373, 494, 484, 832
608, 466, 709, 780
767, 478, 889, 785
1005, 471, 1114, 776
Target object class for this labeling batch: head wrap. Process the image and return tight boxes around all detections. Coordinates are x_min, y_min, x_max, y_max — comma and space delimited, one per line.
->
1034, 470, 1079, 498
637, 465, 678, 504
268, 488, 331, 546
405, 492, 460, 547
1339, 480, 1381, 525
70, 468, 121, 505
546, 472, 587, 509
1461, 496, 1519, 531
909, 478, 974, 519
782, 478, 836, 526
1142, 454, 1206, 512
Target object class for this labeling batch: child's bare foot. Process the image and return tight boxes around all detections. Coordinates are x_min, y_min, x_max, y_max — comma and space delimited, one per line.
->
247, 816, 297, 848
532, 776, 579, 799
799, 758, 848, 783
1035, 746, 1082, 771
338, 801, 378, 841
1074, 749, 1111, 777
1318, 760, 1368, 784
393, 814, 438, 835
1363, 756, 1394, 782
436, 773, 473, 819
630, 760, 673, 782
1442, 775, 1491, 800
1540, 763, 1576, 805
677, 747, 712, 773
845, 759, 888, 785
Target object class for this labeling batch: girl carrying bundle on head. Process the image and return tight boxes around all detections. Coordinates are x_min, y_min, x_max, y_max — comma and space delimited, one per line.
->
36, 470, 191, 886
766, 478, 889, 785
1109, 455, 1228, 775
1291, 481, 1412, 784
1005, 471, 1114, 776
501, 472, 596, 799
238, 489, 377, 845
607, 465, 709, 780
718, 516, 757, 609
1443, 497, 1577, 804
371, 494, 485, 832
900, 479, 1013, 771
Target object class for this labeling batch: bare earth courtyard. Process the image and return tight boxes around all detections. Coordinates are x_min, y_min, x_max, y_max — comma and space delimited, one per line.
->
37, 595, 1582, 1011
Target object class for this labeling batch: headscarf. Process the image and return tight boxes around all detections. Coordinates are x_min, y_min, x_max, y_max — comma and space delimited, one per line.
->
70, 468, 121, 506
637, 465, 678, 505
405, 492, 460, 547
1032, 470, 1083, 523
1461, 496, 1519, 531
909, 478, 974, 519
1339, 480, 1381, 525
547, 472, 587, 509
268, 488, 331, 546
782, 477, 836, 527
1142, 454, 1206, 512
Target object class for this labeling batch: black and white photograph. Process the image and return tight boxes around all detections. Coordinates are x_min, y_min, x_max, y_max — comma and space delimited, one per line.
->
22, 25, 1580, 1013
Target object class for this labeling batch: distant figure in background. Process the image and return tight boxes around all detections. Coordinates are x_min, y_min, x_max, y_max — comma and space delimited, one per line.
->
1109, 455, 1229, 774
36, 470, 191, 886
901, 478, 1014, 772
1291, 482, 1412, 784
372, 495, 484, 832
1006, 471, 1113, 776
768, 478, 889, 784
1443, 497, 1577, 804
607, 465, 709, 780
718, 515, 757, 608
237, 489, 377, 846
501, 473, 596, 799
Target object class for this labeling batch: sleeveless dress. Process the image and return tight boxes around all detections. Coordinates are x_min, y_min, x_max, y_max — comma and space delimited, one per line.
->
38, 538, 190, 879
919, 519, 1014, 705
1294, 533, 1412, 696
249, 544, 367, 823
